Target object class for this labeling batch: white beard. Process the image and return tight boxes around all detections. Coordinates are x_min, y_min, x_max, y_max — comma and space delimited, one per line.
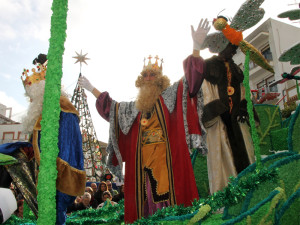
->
21, 81, 71, 134
22, 81, 45, 134
135, 81, 162, 113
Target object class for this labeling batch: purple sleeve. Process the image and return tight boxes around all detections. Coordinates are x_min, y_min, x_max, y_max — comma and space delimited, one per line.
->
183, 55, 206, 97
96, 92, 112, 122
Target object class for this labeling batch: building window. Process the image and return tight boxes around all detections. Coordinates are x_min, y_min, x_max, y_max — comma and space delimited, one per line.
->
256, 75, 278, 100
287, 85, 299, 103
267, 76, 278, 92
257, 80, 266, 100
2, 132, 14, 144
261, 46, 273, 62
249, 60, 256, 70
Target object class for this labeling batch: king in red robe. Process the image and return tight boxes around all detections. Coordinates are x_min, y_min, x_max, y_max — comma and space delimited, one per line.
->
95, 54, 207, 223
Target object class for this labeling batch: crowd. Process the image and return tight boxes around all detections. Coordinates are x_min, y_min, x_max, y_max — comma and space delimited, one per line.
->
66, 180, 124, 214
4, 179, 123, 220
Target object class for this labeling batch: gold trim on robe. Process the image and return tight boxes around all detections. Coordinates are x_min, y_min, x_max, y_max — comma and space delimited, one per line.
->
31, 96, 86, 196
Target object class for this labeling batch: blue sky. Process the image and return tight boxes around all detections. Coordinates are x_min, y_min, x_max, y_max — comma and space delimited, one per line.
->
0, 0, 299, 142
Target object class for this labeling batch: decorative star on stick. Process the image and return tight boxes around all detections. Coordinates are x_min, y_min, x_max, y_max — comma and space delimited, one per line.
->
73, 50, 90, 73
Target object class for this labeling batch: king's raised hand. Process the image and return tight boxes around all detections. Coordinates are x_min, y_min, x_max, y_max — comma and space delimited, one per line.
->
78, 76, 95, 93
191, 18, 211, 51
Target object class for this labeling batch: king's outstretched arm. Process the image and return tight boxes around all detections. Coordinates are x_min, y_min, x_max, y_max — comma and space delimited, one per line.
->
183, 18, 210, 97
191, 18, 210, 57
79, 76, 112, 122
79, 76, 101, 98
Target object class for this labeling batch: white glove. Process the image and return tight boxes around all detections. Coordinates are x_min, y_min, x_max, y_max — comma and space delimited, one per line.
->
78, 76, 94, 93
0, 188, 17, 223
191, 18, 211, 51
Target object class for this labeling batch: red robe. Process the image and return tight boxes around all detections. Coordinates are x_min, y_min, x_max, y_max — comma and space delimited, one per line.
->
96, 55, 206, 223
112, 80, 201, 223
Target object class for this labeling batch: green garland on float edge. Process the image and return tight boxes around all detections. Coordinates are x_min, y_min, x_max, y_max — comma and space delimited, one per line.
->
37, 0, 68, 224
131, 168, 277, 225
2, 168, 277, 225
234, 151, 295, 184
243, 50, 262, 170
66, 200, 125, 224
222, 151, 291, 219
225, 154, 300, 224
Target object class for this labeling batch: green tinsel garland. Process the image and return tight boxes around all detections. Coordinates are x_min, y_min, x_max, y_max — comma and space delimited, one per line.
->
133, 202, 198, 224
224, 153, 299, 219
204, 168, 278, 212
3, 215, 35, 225
4, 168, 277, 225
66, 200, 124, 225
234, 151, 295, 184
22, 201, 30, 219
222, 189, 281, 225
131, 168, 277, 224
37, 0, 68, 224
243, 50, 262, 170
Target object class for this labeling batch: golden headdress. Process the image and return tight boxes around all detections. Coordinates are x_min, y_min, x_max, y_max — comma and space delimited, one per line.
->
142, 55, 163, 74
21, 62, 47, 87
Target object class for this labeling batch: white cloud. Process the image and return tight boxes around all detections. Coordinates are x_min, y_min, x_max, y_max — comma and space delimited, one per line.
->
0, 0, 51, 41
0, 1, 23, 23
0, 73, 12, 80
0, 23, 17, 40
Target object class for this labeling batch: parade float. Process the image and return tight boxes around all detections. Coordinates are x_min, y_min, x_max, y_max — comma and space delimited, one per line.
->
2, 0, 300, 224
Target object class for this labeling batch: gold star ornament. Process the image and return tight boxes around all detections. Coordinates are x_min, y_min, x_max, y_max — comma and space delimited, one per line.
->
73, 50, 90, 66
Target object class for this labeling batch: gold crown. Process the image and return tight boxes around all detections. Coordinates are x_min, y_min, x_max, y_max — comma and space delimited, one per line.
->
21, 63, 47, 87
142, 55, 163, 74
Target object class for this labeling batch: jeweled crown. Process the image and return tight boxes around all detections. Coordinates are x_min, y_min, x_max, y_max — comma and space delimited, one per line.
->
21, 62, 47, 87
142, 55, 163, 74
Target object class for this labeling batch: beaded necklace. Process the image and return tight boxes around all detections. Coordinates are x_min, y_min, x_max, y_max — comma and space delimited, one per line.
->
225, 62, 234, 113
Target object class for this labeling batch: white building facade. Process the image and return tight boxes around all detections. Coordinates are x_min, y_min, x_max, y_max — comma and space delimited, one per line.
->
0, 103, 28, 144
233, 18, 300, 108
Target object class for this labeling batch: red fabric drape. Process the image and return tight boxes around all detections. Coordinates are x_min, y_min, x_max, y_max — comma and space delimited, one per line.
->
116, 81, 199, 223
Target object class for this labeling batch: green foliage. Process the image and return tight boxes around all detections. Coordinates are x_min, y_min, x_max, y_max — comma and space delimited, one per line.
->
0, 153, 17, 165
281, 102, 296, 119
269, 127, 288, 151
278, 160, 300, 197
201, 214, 224, 224
36, 0, 69, 224
37, 0, 68, 225
243, 51, 262, 169
193, 154, 209, 198
66, 201, 125, 225
279, 191, 300, 225
225, 153, 300, 223
254, 105, 282, 155
290, 104, 300, 153
235, 202, 272, 225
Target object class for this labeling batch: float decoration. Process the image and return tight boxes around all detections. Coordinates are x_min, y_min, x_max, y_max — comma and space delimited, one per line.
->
37, 0, 68, 224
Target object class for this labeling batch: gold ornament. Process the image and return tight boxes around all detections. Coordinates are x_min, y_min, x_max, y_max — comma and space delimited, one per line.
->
227, 86, 235, 96
141, 118, 148, 126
